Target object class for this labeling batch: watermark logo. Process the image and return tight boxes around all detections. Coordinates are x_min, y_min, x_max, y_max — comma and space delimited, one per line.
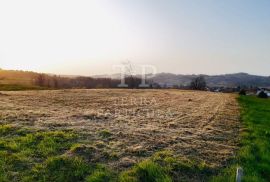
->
112, 63, 157, 88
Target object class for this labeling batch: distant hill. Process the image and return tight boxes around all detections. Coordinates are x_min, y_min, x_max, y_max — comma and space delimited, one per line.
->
0, 69, 38, 85
1, 69, 270, 88
94, 72, 270, 87
0, 69, 45, 91
151, 73, 270, 87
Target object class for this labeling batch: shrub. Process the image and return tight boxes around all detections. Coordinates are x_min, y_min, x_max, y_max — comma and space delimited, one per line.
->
239, 89, 246, 95
258, 91, 268, 99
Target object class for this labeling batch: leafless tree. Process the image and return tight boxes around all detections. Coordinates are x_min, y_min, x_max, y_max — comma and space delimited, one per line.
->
52, 75, 59, 88
190, 76, 206, 90
35, 74, 46, 87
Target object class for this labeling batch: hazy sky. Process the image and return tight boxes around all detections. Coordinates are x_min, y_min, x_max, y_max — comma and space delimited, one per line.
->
0, 0, 269, 76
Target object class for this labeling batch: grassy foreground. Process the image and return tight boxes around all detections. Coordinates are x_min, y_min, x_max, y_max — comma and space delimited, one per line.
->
1, 95, 269, 181
212, 96, 270, 182
0, 125, 213, 182
0, 126, 115, 182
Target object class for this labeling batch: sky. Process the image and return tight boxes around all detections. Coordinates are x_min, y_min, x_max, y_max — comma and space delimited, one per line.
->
0, 0, 270, 76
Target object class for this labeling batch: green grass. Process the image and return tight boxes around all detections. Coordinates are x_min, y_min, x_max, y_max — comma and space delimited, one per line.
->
0, 125, 115, 182
0, 126, 81, 181
86, 166, 115, 182
31, 156, 91, 182
99, 130, 113, 138
120, 151, 213, 182
0, 125, 212, 182
212, 96, 270, 182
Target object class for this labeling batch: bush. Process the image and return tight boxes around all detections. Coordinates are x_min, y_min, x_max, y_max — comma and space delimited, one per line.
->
239, 89, 246, 95
258, 91, 268, 99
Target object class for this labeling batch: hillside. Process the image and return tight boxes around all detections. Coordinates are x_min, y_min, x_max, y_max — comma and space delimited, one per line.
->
152, 73, 270, 87
0, 69, 38, 85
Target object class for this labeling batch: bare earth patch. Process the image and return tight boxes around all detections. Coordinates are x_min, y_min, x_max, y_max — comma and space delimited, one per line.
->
0, 89, 240, 169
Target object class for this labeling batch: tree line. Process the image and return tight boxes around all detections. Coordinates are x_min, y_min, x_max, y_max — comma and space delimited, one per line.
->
34, 74, 154, 89
34, 73, 208, 90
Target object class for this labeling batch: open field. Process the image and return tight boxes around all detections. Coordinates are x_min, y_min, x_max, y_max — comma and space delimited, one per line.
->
0, 89, 240, 181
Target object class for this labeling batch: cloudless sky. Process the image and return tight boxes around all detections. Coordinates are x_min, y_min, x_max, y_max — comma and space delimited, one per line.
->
0, 0, 269, 76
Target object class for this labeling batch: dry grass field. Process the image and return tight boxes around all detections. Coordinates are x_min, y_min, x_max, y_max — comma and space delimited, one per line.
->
0, 89, 240, 171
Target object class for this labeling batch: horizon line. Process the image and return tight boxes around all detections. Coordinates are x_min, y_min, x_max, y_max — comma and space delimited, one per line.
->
1, 68, 269, 78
